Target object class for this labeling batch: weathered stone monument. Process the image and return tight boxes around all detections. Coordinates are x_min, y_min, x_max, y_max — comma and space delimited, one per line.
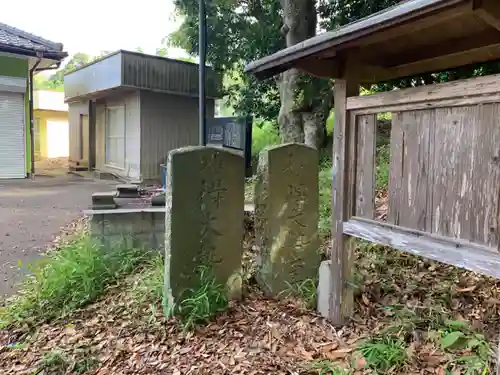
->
254, 143, 320, 297
164, 146, 245, 306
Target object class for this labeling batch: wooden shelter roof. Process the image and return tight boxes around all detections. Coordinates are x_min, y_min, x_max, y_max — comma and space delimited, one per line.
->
245, 0, 500, 84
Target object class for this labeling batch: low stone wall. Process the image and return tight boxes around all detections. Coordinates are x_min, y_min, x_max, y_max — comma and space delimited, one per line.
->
85, 204, 255, 252
85, 207, 166, 251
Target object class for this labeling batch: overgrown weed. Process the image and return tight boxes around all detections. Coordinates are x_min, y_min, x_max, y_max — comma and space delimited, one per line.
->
0, 236, 152, 328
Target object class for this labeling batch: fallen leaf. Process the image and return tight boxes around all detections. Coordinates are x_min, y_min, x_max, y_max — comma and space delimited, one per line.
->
325, 347, 353, 360
456, 286, 476, 293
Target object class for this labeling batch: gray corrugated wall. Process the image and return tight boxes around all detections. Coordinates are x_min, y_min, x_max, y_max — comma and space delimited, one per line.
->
139, 90, 215, 180
68, 101, 89, 162
95, 91, 141, 180
122, 52, 221, 99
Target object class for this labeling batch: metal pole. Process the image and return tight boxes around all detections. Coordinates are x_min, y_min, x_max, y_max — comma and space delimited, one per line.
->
199, 0, 207, 145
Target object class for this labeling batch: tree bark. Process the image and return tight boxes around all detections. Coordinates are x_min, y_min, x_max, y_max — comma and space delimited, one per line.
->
278, 69, 303, 144
278, 0, 330, 149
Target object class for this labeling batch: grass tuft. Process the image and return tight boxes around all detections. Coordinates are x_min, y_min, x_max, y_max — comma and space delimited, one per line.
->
0, 236, 152, 328
174, 266, 229, 331
358, 334, 408, 373
284, 278, 318, 309
40, 349, 69, 373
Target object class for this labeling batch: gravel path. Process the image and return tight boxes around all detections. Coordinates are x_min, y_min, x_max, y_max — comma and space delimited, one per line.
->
0, 175, 117, 297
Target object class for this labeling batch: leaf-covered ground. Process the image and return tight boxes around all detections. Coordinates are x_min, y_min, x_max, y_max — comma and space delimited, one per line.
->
1, 236, 499, 375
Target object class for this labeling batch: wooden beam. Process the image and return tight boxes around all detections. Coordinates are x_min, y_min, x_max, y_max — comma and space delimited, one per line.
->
295, 56, 341, 78
358, 41, 500, 84
474, 0, 500, 31
330, 77, 359, 326
343, 217, 500, 279
368, 29, 500, 69
347, 72, 500, 112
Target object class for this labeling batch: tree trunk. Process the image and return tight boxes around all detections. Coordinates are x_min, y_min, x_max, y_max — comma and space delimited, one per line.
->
278, 69, 303, 144
278, 0, 330, 149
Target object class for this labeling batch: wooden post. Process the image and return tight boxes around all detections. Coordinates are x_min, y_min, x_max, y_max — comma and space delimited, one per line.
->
329, 78, 359, 325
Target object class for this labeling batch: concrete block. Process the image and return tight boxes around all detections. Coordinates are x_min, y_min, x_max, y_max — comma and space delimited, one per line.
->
152, 211, 166, 232
102, 212, 153, 235
132, 233, 156, 250
107, 234, 134, 250
90, 214, 104, 236
92, 192, 117, 209
133, 212, 156, 234
117, 184, 140, 198
154, 232, 165, 250
317, 260, 332, 319
102, 214, 134, 235
151, 194, 165, 207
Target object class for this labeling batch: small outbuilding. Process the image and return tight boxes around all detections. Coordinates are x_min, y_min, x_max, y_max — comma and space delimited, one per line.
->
64, 50, 222, 182
0, 22, 67, 179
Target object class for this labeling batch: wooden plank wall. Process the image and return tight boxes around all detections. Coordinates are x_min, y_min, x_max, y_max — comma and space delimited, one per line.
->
348, 73, 500, 250
387, 104, 500, 248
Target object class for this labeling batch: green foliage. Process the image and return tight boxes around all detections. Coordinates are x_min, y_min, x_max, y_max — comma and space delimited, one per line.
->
319, 167, 333, 237
40, 349, 69, 374
168, 0, 284, 121
358, 335, 408, 372
0, 236, 151, 328
252, 119, 279, 153
173, 266, 229, 331
35, 52, 92, 91
311, 360, 352, 375
375, 144, 390, 190
326, 110, 335, 135
433, 320, 491, 374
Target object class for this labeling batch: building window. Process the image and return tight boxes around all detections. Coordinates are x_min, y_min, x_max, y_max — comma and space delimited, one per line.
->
105, 106, 126, 169
34, 117, 41, 160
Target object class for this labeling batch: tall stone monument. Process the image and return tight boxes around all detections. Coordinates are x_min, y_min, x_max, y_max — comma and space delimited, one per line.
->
164, 146, 245, 306
254, 143, 320, 297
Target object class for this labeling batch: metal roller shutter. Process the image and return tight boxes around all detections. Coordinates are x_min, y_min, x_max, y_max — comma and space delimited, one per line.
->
0, 92, 26, 179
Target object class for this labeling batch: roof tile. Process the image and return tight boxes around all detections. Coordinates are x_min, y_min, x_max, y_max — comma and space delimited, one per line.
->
0, 22, 63, 52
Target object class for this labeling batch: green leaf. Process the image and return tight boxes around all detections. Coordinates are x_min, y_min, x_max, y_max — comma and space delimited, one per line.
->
466, 338, 482, 349
442, 331, 465, 349
444, 319, 469, 329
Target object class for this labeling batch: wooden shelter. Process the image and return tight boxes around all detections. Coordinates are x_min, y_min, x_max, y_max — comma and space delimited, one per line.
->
245, 0, 500, 325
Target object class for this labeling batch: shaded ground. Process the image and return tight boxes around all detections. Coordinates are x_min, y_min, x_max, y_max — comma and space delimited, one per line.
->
34, 157, 70, 177
2, 244, 500, 374
0, 175, 117, 296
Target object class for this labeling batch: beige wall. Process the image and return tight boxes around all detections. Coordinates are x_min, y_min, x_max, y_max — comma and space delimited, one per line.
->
95, 91, 141, 180
139, 90, 215, 180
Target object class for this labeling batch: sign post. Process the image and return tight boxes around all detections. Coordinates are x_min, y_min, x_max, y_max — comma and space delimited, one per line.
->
199, 0, 207, 146
206, 116, 253, 177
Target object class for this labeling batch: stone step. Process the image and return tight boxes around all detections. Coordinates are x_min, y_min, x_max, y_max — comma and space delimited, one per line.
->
92, 192, 117, 209
117, 184, 141, 198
